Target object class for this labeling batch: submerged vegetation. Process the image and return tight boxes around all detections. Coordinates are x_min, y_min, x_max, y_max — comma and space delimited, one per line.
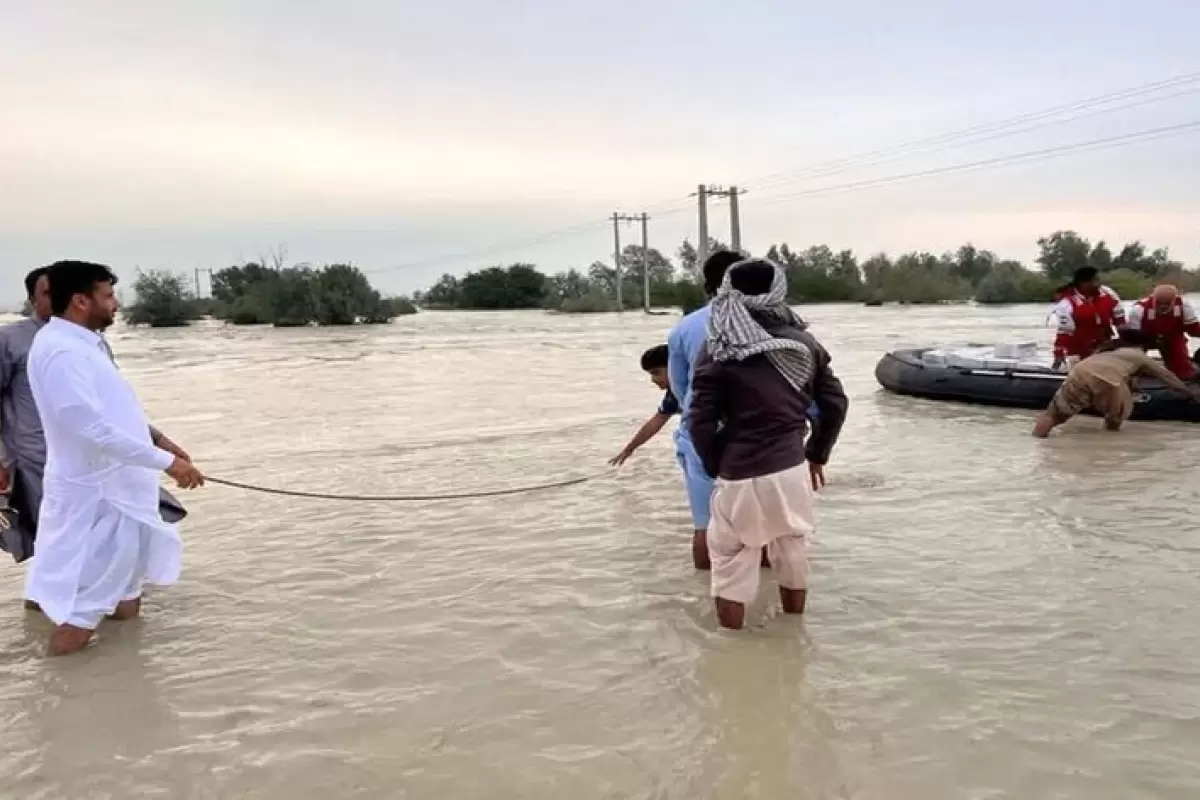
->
414, 231, 1200, 312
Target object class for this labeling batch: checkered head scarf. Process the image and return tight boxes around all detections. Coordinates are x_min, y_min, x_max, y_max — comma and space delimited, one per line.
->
705, 258, 815, 395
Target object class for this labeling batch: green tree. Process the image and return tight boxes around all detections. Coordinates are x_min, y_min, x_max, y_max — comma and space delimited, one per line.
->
209, 262, 395, 326
975, 261, 1055, 304
1088, 241, 1114, 272
125, 270, 199, 327
457, 264, 547, 309
1036, 231, 1091, 283
1098, 268, 1152, 300
948, 244, 996, 286
421, 274, 462, 309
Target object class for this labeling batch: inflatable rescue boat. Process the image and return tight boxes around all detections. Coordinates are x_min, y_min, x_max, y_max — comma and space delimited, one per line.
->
874, 344, 1200, 422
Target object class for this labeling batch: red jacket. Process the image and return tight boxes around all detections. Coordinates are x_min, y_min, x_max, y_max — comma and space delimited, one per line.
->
1126, 295, 1200, 340
1052, 286, 1125, 359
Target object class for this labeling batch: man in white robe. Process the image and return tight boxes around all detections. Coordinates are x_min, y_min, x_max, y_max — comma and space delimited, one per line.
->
27, 261, 204, 656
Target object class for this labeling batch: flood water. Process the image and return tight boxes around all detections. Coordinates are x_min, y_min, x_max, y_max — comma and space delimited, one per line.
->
1, 303, 1198, 799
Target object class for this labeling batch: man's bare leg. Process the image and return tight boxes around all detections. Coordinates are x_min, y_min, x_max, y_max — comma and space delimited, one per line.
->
780, 588, 807, 615
108, 596, 142, 621
48, 624, 94, 657
715, 597, 745, 630
692, 530, 711, 570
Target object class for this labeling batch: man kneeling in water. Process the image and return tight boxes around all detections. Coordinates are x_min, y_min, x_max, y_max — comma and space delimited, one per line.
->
1033, 329, 1200, 437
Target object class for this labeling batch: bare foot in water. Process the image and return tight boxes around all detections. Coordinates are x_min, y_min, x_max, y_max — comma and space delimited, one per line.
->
107, 597, 142, 621
48, 624, 94, 657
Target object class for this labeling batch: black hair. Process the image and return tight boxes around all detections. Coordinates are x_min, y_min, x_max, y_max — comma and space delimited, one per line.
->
47, 260, 118, 316
1071, 266, 1099, 286
24, 266, 50, 299
640, 344, 669, 371
1099, 329, 1150, 352
702, 250, 745, 295
729, 260, 775, 296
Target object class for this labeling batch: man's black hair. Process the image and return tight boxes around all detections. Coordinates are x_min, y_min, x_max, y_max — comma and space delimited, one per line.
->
1099, 328, 1150, 352
1071, 266, 1099, 286
47, 261, 118, 316
640, 344, 669, 371
729, 260, 775, 296
24, 266, 50, 299
702, 250, 745, 295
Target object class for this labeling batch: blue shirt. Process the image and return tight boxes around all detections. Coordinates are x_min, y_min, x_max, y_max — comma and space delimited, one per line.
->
667, 305, 711, 442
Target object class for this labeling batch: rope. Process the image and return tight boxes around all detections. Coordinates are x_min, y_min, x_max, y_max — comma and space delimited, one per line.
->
203, 468, 611, 503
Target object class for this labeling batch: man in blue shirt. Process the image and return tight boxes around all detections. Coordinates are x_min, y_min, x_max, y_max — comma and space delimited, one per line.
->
667, 250, 746, 569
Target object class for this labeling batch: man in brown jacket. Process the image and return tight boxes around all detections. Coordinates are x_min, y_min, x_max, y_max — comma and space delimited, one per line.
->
1033, 330, 1200, 437
689, 258, 847, 630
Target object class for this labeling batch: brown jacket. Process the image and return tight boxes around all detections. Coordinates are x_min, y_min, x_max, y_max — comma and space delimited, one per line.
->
689, 321, 847, 481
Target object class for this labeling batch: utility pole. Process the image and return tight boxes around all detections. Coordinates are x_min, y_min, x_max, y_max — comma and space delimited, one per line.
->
612, 211, 651, 312
193, 268, 213, 298
610, 213, 623, 312
728, 185, 742, 251
639, 212, 650, 313
693, 184, 747, 262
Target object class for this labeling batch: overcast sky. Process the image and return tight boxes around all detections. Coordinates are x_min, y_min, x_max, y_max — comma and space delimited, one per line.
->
3, 0, 1200, 304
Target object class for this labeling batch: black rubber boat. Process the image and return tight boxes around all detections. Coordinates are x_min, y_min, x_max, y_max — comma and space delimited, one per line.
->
875, 348, 1200, 422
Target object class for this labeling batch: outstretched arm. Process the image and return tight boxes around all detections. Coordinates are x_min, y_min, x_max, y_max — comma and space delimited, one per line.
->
610, 413, 670, 466
1136, 353, 1200, 398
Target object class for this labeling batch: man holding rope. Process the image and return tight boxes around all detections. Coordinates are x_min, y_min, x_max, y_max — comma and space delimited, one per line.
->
27, 261, 204, 656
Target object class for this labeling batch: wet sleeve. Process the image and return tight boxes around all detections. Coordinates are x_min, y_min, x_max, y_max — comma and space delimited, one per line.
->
687, 360, 724, 478
37, 350, 175, 471
1052, 299, 1075, 358
1183, 300, 1200, 336
805, 351, 848, 466
1103, 287, 1125, 324
0, 335, 11, 466
666, 326, 689, 406
1136, 352, 1192, 394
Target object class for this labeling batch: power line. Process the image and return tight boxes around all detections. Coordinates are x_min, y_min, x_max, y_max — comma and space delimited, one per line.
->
748, 120, 1200, 209
748, 70, 1200, 191
365, 71, 1200, 277
363, 218, 608, 275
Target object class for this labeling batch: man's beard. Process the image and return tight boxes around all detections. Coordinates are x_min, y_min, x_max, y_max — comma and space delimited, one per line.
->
89, 309, 115, 331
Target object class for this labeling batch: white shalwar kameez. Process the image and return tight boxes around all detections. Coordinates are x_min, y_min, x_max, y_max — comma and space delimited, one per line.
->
26, 318, 181, 629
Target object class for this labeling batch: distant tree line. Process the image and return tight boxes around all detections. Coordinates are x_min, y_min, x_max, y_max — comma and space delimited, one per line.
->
124, 262, 417, 327
413, 230, 1200, 312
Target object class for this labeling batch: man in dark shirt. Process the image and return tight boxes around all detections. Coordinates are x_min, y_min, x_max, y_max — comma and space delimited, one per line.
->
689, 259, 848, 630
610, 345, 680, 466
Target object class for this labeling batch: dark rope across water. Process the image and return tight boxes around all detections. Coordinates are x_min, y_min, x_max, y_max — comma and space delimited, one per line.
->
204, 468, 611, 503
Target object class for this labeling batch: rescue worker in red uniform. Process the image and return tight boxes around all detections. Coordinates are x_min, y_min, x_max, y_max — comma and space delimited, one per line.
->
1051, 267, 1125, 370
1125, 284, 1200, 380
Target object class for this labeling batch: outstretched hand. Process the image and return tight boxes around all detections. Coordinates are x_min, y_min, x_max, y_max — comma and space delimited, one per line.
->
609, 448, 633, 468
